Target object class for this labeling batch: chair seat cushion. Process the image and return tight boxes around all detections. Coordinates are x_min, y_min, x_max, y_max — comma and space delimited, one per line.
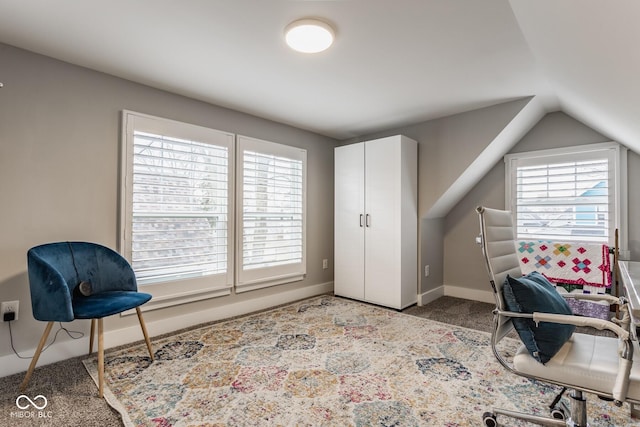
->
503, 271, 576, 363
514, 333, 640, 401
73, 291, 152, 319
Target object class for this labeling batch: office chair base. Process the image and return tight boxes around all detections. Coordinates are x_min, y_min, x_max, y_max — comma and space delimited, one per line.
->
483, 390, 590, 426
484, 409, 567, 426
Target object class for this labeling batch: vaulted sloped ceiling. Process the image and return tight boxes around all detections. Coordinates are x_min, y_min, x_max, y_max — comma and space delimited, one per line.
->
0, 1, 637, 149
0, 0, 546, 140
426, 96, 546, 219
509, 0, 640, 155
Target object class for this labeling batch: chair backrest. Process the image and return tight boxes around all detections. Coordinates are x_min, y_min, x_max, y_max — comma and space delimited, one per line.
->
28, 242, 136, 291
27, 242, 137, 321
476, 206, 523, 341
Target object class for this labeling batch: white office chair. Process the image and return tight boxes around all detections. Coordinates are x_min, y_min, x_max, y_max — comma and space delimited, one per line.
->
476, 206, 640, 426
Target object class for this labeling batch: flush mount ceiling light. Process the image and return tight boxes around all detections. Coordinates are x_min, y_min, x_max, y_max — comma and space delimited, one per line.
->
285, 19, 335, 53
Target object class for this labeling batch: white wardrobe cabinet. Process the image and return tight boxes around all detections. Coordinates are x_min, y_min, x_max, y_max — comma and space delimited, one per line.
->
334, 135, 417, 309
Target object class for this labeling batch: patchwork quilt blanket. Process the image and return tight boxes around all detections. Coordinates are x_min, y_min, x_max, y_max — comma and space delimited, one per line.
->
517, 241, 611, 288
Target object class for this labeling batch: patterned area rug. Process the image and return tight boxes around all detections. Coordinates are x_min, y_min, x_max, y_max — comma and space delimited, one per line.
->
83, 296, 639, 426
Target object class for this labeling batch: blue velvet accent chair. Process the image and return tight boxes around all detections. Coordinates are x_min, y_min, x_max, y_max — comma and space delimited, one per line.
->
20, 242, 154, 397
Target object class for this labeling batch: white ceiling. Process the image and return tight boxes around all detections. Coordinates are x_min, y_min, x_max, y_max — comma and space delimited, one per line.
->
0, 0, 637, 148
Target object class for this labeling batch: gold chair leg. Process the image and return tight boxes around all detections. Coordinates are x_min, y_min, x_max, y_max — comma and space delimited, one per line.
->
98, 318, 104, 398
20, 321, 54, 391
89, 319, 96, 355
136, 307, 154, 361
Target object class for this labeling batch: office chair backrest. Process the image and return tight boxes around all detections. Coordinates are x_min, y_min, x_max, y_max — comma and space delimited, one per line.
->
476, 206, 523, 341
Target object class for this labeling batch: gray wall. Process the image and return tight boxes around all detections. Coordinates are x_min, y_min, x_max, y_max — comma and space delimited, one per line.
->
345, 99, 531, 294
350, 105, 640, 299
444, 111, 640, 293
2, 40, 638, 363
0, 43, 337, 358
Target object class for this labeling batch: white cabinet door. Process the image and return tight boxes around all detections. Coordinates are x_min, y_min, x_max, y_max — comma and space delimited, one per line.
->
364, 137, 400, 307
334, 143, 365, 300
334, 135, 416, 310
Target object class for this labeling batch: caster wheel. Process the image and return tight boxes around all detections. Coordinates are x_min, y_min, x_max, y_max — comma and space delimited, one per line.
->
550, 406, 565, 420
482, 411, 498, 427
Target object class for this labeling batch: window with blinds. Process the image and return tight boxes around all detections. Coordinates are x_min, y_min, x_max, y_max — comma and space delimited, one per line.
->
131, 131, 230, 283
121, 111, 235, 302
505, 143, 624, 244
236, 135, 306, 291
121, 113, 308, 302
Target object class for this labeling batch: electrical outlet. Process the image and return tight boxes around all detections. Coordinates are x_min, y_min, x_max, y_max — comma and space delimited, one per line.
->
322, 259, 329, 269
424, 265, 430, 277
1, 300, 19, 322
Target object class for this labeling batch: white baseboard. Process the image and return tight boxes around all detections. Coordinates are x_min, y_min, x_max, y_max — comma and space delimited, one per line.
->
418, 284, 494, 306
0, 281, 333, 378
444, 285, 495, 304
418, 285, 444, 306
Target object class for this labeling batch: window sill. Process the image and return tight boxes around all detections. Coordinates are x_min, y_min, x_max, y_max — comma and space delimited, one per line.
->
121, 285, 232, 316
235, 273, 305, 293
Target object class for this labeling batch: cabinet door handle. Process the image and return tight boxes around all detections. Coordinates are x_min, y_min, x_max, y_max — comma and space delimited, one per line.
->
360, 214, 364, 227
365, 214, 370, 227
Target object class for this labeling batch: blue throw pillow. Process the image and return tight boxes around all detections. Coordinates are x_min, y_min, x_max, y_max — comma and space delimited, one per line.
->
502, 271, 575, 364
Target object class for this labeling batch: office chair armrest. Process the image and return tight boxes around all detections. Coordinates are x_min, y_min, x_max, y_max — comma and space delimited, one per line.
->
553, 296, 633, 335
613, 341, 634, 405
27, 253, 74, 322
532, 312, 630, 340
532, 312, 629, 340
534, 311, 634, 404
497, 309, 630, 339
560, 293, 620, 304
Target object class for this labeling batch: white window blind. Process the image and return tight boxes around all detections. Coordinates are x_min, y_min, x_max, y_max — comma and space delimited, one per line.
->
121, 111, 234, 305
505, 143, 624, 244
131, 131, 229, 283
237, 135, 306, 292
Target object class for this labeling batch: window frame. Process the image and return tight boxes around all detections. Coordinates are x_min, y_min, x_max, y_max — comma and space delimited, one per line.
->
120, 111, 235, 310
235, 135, 307, 293
504, 141, 627, 248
